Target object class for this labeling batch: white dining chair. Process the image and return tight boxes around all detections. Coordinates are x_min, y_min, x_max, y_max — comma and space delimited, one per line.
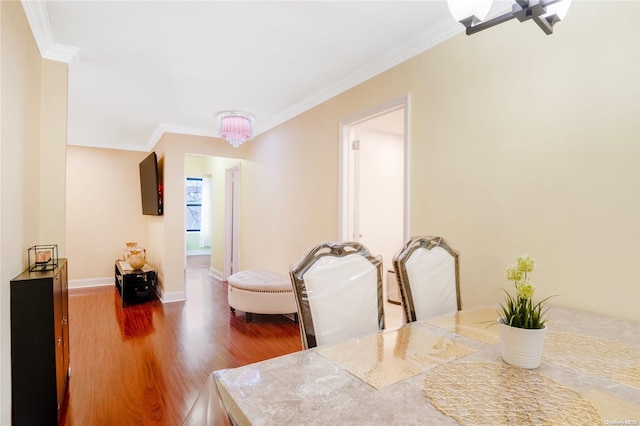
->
392, 236, 461, 323
289, 241, 384, 349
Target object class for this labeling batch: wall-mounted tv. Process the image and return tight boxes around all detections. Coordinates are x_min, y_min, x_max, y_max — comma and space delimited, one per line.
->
139, 152, 163, 216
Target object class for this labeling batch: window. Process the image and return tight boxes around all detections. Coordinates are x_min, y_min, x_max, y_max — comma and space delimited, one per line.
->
185, 177, 202, 232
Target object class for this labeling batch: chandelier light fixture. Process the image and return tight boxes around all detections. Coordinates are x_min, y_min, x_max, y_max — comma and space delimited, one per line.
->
217, 112, 254, 148
448, 0, 572, 36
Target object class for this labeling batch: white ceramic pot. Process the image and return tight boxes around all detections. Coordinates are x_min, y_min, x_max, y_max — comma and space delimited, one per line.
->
498, 318, 547, 369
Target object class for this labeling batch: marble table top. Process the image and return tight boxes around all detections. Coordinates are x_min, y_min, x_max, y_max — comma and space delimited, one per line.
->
186, 306, 640, 425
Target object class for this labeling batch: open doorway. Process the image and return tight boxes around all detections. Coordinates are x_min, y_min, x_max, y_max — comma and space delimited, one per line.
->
185, 157, 212, 271
339, 96, 410, 327
184, 155, 241, 281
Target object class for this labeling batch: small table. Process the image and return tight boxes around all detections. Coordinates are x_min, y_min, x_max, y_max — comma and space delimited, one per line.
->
114, 260, 156, 307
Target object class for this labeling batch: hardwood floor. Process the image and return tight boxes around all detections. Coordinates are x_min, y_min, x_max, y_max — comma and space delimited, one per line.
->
60, 266, 301, 425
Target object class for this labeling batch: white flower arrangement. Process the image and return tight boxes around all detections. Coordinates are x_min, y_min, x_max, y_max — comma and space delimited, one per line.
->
499, 255, 551, 329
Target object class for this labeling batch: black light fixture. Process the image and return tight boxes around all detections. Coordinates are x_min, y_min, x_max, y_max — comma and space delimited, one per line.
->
448, 0, 572, 36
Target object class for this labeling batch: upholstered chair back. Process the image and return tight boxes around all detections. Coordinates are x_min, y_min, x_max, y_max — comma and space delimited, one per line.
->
290, 242, 384, 349
393, 236, 460, 323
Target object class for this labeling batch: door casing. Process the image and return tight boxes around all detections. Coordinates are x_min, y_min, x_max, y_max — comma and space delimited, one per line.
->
338, 95, 411, 244
224, 165, 240, 279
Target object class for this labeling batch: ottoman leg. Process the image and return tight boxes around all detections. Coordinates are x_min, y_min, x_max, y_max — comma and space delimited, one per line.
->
246, 312, 253, 323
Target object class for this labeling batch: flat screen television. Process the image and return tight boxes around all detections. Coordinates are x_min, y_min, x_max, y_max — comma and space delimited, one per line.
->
139, 152, 163, 216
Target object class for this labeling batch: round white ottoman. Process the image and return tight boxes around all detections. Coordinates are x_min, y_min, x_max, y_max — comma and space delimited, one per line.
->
227, 269, 297, 323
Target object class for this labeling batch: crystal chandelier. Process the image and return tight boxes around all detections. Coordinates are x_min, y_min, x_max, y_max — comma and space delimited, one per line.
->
217, 112, 254, 148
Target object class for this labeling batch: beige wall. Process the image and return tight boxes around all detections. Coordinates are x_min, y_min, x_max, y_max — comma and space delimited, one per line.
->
241, 2, 640, 322
241, 104, 344, 273
40, 60, 68, 251
405, 2, 639, 319
0, 1, 68, 423
65, 145, 151, 281
185, 154, 206, 175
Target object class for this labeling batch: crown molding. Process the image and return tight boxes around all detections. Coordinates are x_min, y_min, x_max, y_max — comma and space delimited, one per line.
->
145, 124, 218, 151
252, 17, 464, 136
68, 124, 219, 152
253, 3, 513, 136
68, 137, 151, 152
21, 0, 79, 63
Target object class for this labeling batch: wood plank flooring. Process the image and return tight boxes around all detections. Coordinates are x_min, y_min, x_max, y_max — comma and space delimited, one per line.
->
59, 266, 301, 425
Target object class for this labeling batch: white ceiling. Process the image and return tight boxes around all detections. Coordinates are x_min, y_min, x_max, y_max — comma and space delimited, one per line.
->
25, 1, 471, 151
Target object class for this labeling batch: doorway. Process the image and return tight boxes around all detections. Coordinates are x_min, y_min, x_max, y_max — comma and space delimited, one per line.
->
183, 155, 240, 282
339, 96, 409, 311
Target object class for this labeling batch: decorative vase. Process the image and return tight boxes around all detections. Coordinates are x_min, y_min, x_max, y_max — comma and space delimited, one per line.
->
129, 249, 146, 270
498, 318, 547, 369
124, 242, 138, 262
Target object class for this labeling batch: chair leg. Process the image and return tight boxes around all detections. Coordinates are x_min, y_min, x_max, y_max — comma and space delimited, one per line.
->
246, 312, 253, 323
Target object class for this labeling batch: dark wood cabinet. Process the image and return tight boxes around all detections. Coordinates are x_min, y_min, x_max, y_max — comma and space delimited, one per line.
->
115, 260, 156, 307
10, 259, 69, 426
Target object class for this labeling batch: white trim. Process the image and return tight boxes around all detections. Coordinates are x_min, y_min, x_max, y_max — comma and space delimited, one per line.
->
253, 18, 461, 137
187, 250, 211, 256
403, 99, 412, 241
145, 124, 218, 151
21, 0, 79, 63
67, 138, 151, 152
68, 277, 113, 289
69, 124, 220, 152
224, 165, 241, 280
209, 268, 224, 282
160, 291, 186, 304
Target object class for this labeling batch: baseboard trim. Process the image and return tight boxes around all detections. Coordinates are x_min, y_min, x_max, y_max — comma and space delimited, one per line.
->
69, 277, 113, 289
209, 268, 224, 282
70, 276, 185, 304
161, 290, 186, 304
187, 250, 211, 256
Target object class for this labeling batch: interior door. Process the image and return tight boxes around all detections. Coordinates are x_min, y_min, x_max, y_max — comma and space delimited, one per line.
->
343, 107, 406, 301
354, 126, 404, 262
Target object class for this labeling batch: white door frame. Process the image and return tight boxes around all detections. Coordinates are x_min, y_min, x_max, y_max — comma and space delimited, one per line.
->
223, 165, 240, 280
338, 94, 411, 243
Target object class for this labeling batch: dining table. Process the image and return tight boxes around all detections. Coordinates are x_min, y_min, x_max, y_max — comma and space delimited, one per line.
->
184, 305, 640, 425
